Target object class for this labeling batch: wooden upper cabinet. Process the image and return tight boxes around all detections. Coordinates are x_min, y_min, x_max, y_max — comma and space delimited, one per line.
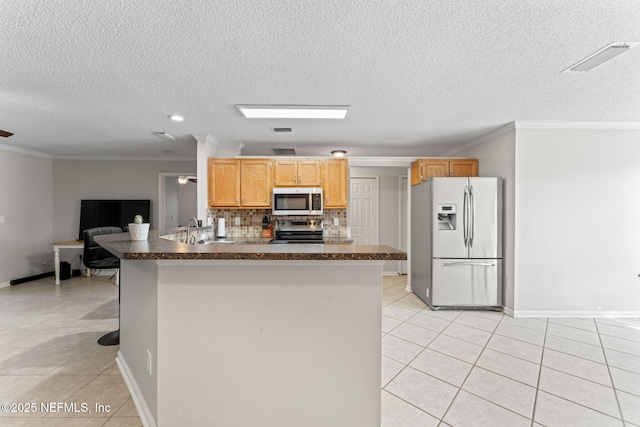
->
208, 158, 272, 208
297, 160, 322, 186
449, 159, 479, 178
274, 160, 322, 187
411, 158, 478, 185
273, 160, 297, 186
208, 159, 241, 207
240, 159, 272, 207
323, 159, 348, 209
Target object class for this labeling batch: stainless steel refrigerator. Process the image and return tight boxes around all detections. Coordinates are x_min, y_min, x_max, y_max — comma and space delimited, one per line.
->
411, 177, 503, 309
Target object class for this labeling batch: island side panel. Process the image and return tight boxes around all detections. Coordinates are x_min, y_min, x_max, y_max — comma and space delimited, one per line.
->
156, 260, 383, 427
117, 260, 159, 426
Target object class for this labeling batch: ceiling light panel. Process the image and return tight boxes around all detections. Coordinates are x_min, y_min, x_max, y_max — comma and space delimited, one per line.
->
563, 42, 639, 73
237, 105, 350, 119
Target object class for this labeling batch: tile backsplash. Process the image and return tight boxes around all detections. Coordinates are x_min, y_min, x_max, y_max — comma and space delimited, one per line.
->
207, 208, 348, 238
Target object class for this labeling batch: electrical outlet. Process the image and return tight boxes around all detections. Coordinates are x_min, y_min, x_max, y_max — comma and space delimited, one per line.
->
0, 215, 4, 224
235, 217, 241, 226
146, 350, 153, 375
333, 217, 339, 226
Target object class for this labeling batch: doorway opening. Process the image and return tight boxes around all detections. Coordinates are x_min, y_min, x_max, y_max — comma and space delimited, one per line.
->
158, 173, 198, 229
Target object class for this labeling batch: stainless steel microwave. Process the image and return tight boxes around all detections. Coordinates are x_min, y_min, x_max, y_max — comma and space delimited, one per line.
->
272, 188, 323, 216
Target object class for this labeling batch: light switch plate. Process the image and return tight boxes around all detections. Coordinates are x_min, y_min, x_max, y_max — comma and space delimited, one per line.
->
235, 217, 241, 226
333, 217, 339, 226
0, 216, 4, 224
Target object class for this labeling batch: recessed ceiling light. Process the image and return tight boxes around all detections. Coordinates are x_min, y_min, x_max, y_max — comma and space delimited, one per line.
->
236, 105, 350, 119
168, 115, 184, 121
331, 150, 347, 158
563, 42, 639, 73
154, 132, 175, 140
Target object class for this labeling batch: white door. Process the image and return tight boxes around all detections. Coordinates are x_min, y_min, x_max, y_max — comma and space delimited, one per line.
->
350, 178, 379, 245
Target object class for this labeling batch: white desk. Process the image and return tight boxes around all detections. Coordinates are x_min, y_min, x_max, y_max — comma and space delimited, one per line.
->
50, 240, 85, 285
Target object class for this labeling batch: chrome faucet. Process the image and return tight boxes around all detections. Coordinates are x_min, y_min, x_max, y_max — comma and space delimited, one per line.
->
186, 217, 199, 244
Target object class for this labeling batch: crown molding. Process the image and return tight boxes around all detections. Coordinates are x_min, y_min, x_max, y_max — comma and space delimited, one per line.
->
0, 143, 53, 159
514, 121, 640, 129
192, 134, 218, 145
442, 122, 516, 156
51, 155, 197, 161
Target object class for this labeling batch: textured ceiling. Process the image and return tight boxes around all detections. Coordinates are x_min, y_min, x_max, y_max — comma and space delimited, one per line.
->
1, 0, 639, 160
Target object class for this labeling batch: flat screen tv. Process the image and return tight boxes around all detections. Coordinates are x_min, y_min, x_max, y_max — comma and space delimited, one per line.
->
79, 199, 151, 240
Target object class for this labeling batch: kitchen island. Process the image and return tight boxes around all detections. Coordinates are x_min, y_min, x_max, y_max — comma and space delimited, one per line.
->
95, 229, 405, 427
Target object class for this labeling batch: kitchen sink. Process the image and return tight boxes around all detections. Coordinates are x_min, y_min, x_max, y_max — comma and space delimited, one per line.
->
196, 238, 237, 244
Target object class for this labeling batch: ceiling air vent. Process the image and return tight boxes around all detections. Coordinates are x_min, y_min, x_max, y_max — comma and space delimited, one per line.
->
271, 148, 296, 156
272, 127, 292, 133
563, 42, 639, 73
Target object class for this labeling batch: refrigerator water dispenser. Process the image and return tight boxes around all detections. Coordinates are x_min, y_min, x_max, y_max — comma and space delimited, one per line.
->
436, 204, 456, 230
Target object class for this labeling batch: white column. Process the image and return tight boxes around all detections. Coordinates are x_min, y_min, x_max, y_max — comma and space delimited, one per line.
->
193, 134, 218, 221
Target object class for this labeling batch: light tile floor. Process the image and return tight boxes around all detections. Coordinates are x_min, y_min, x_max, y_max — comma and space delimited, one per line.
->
2, 275, 640, 426
0, 275, 141, 426
381, 275, 640, 427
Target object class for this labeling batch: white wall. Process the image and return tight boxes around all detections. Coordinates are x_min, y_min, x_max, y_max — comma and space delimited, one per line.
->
350, 167, 408, 274
164, 176, 179, 228
177, 180, 197, 226
52, 159, 195, 262
455, 125, 640, 316
453, 127, 516, 312
0, 148, 54, 284
514, 128, 640, 316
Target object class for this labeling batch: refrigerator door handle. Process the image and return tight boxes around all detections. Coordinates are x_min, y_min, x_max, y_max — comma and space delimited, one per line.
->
463, 186, 469, 247
469, 185, 475, 248
441, 261, 496, 267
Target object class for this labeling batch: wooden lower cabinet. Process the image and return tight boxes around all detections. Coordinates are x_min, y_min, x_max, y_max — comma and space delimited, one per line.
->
411, 158, 478, 185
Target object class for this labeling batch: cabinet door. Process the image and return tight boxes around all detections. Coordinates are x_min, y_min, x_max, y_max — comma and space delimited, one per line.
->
323, 159, 348, 208
449, 159, 478, 177
208, 159, 240, 207
241, 159, 272, 207
411, 160, 422, 186
297, 160, 322, 186
274, 160, 297, 186
421, 159, 450, 179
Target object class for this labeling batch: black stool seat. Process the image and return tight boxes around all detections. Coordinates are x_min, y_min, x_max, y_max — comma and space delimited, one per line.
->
83, 226, 123, 346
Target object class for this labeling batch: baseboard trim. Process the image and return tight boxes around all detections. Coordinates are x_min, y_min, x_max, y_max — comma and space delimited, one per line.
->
382, 271, 401, 276
0, 281, 10, 289
116, 351, 156, 427
510, 310, 640, 318
503, 306, 514, 317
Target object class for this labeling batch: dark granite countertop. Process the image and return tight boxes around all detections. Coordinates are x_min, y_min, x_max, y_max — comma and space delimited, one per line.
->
95, 229, 405, 261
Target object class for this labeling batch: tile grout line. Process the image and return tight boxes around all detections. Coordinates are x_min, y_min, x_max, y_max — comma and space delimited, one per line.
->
530, 317, 548, 427
382, 307, 463, 423
596, 318, 627, 425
